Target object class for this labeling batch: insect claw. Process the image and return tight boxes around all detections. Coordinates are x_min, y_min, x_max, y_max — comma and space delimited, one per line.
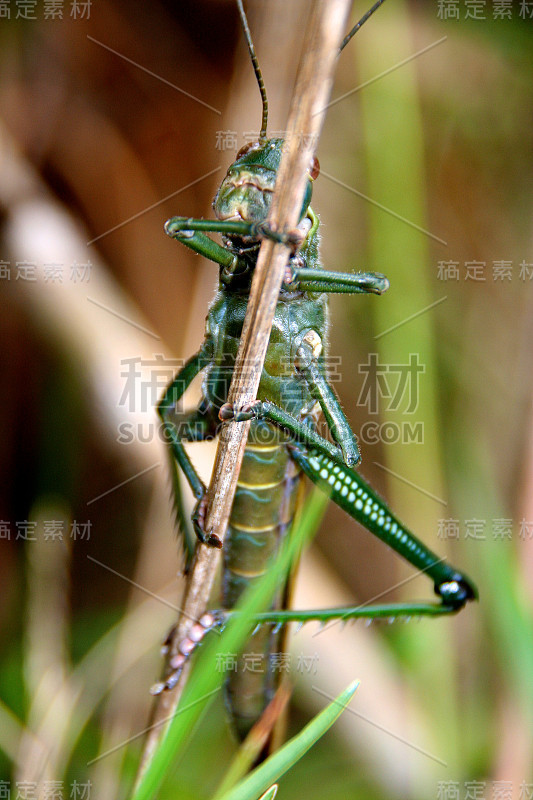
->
341, 443, 361, 468
164, 217, 194, 238
165, 671, 181, 690
253, 221, 303, 252
237, 402, 262, 421
219, 403, 235, 421
376, 274, 390, 294
163, 218, 177, 236
219, 402, 261, 423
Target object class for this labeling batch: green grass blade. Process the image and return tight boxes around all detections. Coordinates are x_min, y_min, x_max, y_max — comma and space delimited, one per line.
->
213, 680, 359, 800
258, 787, 278, 800
213, 687, 291, 798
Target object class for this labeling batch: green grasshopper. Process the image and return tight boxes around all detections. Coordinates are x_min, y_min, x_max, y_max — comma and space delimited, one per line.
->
153, 0, 477, 740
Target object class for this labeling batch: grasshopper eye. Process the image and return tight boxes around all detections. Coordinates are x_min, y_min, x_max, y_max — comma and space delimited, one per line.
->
236, 141, 261, 160
309, 156, 320, 181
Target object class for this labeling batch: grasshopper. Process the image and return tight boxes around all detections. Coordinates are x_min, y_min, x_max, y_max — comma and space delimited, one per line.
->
152, 0, 477, 741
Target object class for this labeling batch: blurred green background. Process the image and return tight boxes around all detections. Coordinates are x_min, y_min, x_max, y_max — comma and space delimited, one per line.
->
1, 0, 532, 797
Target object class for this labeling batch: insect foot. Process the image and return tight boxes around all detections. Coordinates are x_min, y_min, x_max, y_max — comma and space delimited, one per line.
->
164, 216, 195, 239
251, 221, 303, 251
150, 611, 225, 695
219, 402, 261, 422
192, 495, 222, 548
436, 574, 478, 609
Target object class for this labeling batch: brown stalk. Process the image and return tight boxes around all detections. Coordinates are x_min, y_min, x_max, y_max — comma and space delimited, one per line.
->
137, 0, 353, 779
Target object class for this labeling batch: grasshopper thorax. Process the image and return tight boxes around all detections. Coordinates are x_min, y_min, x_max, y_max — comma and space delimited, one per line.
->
213, 138, 315, 248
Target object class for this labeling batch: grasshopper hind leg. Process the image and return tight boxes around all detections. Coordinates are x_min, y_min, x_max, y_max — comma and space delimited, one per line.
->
290, 445, 477, 613
150, 611, 226, 695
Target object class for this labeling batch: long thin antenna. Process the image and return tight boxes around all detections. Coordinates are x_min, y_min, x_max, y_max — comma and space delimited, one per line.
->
236, 0, 269, 142
339, 0, 387, 52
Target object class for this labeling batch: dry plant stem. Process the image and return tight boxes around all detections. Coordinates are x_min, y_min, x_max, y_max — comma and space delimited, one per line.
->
137, 0, 353, 777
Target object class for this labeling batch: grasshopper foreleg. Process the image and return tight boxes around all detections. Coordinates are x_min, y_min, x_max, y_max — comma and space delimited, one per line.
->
165, 215, 304, 255
287, 267, 390, 295
165, 218, 239, 269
